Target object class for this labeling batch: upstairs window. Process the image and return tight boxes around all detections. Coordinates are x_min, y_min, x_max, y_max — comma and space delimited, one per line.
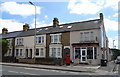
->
90, 32, 94, 41
36, 36, 44, 44
80, 32, 94, 41
51, 34, 61, 43
80, 33, 83, 41
84, 32, 89, 41
8, 39, 12, 46
16, 38, 23, 45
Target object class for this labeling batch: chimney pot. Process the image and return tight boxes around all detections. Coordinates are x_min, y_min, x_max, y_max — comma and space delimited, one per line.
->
100, 13, 104, 20
2, 28, 8, 34
23, 23, 29, 31
53, 17, 59, 27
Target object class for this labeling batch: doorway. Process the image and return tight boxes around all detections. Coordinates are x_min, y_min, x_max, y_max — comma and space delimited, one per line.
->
81, 49, 87, 62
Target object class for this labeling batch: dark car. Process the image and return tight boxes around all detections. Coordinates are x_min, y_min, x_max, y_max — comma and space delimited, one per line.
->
115, 56, 120, 64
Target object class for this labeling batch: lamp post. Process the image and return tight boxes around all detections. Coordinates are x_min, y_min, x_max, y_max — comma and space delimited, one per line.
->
29, 1, 36, 58
113, 40, 115, 49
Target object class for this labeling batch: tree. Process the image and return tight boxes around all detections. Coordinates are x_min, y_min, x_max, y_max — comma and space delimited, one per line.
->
111, 49, 120, 60
0, 39, 9, 56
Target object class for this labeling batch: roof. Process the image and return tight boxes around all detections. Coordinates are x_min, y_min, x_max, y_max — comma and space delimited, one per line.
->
0, 31, 22, 39
1, 19, 102, 38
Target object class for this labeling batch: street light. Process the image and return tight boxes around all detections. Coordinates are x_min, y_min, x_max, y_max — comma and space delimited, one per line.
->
29, 1, 36, 58
113, 40, 115, 49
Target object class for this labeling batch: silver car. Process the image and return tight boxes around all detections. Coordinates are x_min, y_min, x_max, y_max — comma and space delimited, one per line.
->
115, 56, 120, 64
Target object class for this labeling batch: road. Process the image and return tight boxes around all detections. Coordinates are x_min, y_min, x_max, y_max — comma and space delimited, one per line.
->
1, 65, 93, 75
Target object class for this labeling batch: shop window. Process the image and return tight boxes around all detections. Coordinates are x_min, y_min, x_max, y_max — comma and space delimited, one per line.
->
75, 48, 80, 59
94, 47, 97, 59
87, 47, 93, 59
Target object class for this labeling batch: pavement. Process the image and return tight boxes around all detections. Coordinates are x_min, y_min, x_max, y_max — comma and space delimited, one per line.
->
0, 62, 99, 73
0, 61, 118, 75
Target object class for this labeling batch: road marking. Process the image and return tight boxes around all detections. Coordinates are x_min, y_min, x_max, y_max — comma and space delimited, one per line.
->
8, 71, 19, 73
20, 72, 38, 75
69, 72, 79, 74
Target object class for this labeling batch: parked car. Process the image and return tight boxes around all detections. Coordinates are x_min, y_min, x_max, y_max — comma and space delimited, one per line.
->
115, 56, 120, 64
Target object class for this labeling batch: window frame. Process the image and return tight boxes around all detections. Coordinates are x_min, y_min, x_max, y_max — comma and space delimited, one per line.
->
50, 34, 61, 43
35, 48, 45, 57
49, 47, 62, 58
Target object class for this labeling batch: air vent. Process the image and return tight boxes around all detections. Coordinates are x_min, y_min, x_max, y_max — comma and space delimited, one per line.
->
59, 26, 63, 28
67, 25, 72, 29
94, 21, 98, 23
36, 30, 39, 33
39, 29, 42, 31
45, 28, 48, 30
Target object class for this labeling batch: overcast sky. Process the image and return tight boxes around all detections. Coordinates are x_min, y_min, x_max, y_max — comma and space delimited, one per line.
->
0, 0, 119, 49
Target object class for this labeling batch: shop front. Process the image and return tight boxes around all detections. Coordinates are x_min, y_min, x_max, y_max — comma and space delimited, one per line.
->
72, 43, 99, 65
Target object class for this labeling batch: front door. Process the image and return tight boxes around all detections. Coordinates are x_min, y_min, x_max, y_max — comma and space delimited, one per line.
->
81, 49, 87, 62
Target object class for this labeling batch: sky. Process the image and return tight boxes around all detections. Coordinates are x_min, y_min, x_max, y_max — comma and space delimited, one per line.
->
0, 0, 119, 49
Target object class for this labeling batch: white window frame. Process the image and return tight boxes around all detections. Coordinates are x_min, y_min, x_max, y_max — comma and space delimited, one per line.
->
35, 47, 45, 57
90, 32, 94, 41
20, 49, 23, 56
16, 38, 23, 45
15, 49, 23, 56
50, 33, 61, 43
49, 47, 62, 58
36, 36, 44, 44
84, 32, 89, 41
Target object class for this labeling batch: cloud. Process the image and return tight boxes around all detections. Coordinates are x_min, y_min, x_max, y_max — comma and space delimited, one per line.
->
104, 18, 118, 31
68, 0, 119, 15
113, 13, 118, 17
44, 15, 48, 19
0, 19, 24, 33
31, 18, 52, 28
0, 2, 41, 16
68, 0, 102, 15
104, 0, 119, 10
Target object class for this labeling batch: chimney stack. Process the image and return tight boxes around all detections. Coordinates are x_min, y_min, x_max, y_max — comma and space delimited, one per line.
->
100, 13, 104, 20
23, 23, 29, 31
2, 28, 8, 34
53, 17, 59, 27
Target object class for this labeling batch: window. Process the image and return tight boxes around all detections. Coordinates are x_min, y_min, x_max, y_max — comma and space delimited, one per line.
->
87, 47, 93, 59
90, 32, 94, 41
36, 49, 39, 56
16, 49, 19, 56
80, 33, 83, 41
8, 49, 12, 56
35, 48, 45, 57
87, 47, 97, 59
84, 32, 89, 41
49, 47, 62, 58
36, 36, 44, 44
51, 34, 61, 43
20, 49, 23, 56
94, 47, 97, 59
74, 48, 80, 59
57, 48, 61, 56
16, 38, 23, 45
40, 48, 44, 56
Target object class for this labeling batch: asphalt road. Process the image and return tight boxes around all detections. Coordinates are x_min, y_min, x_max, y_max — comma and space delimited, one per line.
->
1, 65, 93, 75
1, 65, 119, 77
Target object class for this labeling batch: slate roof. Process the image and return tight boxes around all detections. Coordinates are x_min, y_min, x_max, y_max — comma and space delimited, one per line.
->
1, 19, 102, 38
0, 31, 22, 39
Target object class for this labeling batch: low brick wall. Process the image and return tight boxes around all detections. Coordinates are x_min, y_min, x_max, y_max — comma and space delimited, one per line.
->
2, 56, 16, 62
35, 58, 64, 65
18, 58, 35, 64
